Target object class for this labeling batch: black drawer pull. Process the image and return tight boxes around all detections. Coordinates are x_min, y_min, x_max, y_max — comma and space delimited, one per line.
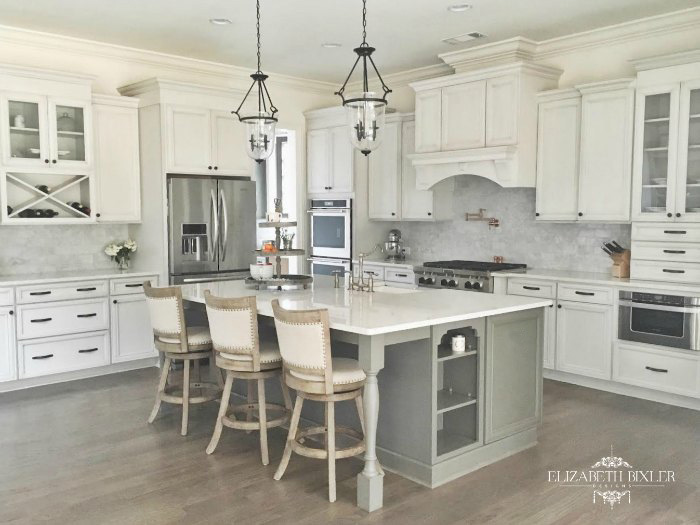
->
77, 313, 97, 318
30, 317, 52, 323
78, 348, 99, 354
662, 269, 685, 274
395, 273, 408, 278
76, 287, 97, 292
645, 366, 668, 373
32, 354, 53, 360
575, 291, 595, 296
663, 230, 687, 235
523, 286, 540, 291
124, 283, 143, 288
29, 291, 51, 296
663, 250, 686, 254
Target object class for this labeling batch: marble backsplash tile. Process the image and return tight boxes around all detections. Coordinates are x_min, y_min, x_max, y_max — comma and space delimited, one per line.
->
0, 224, 130, 276
398, 176, 631, 273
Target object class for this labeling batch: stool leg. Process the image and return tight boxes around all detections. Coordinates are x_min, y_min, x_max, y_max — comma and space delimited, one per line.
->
274, 396, 304, 481
207, 371, 233, 454
212, 351, 224, 388
327, 401, 336, 503
245, 381, 255, 433
257, 378, 269, 465
181, 360, 191, 436
279, 374, 292, 411
148, 356, 171, 424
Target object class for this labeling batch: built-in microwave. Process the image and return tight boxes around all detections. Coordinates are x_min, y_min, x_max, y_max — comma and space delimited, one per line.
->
308, 199, 351, 260
618, 291, 700, 351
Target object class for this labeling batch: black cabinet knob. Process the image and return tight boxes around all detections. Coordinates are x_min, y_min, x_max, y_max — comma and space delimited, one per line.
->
52, 159, 57, 164
535, 212, 540, 217
578, 212, 583, 217
557, 304, 562, 309
328, 187, 332, 190
428, 212, 432, 216
214, 166, 218, 170
9, 310, 13, 315
113, 300, 117, 304
44, 159, 49, 164
549, 304, 553, 308
676, 213, 681, 218
667, 213, 673, 218
391, 212, 396, 216
208, 166, 212, 170
96, 213, 101, 218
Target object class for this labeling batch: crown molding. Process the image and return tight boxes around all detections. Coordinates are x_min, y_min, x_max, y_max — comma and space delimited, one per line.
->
438, 37, 539, 73
0, 24, 336, 96
0, 62, 95, 84
630, 49, 700, 72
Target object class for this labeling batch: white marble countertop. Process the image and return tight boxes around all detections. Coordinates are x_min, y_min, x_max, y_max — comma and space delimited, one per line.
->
0, 269, 159, 287
181, 276, 551, 336
352, 257, 419, 269
496, 268, 700, 294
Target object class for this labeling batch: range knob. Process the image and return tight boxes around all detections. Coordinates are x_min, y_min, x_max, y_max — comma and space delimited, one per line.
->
418, 276, 426, 284
464, 281, 473, 289
448, 279, 457, 287
425, 277, 435, 285
440, 278, 448, 286
472, 282, 482, 291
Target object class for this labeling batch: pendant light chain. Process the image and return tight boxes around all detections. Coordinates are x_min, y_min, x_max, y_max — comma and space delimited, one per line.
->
256, 0, 262, 73
361, 0, 367, 45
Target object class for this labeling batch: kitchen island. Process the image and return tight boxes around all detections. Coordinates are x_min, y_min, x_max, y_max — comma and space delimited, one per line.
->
181, 278, 551, 512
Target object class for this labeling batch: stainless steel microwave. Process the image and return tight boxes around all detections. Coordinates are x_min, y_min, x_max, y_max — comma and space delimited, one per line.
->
618, 291, 700, 351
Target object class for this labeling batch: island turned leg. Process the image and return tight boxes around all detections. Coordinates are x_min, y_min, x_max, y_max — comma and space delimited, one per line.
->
357, 334, 385, 512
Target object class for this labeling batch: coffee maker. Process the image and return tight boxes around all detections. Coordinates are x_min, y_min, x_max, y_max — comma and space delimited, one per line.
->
384, 229, 405, 261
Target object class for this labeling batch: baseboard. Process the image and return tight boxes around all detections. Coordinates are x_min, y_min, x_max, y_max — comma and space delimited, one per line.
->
0, 358, 159, 393
543, 369, 700, 411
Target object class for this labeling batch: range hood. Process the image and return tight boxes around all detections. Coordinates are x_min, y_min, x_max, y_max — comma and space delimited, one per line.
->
408, 146, 521, 189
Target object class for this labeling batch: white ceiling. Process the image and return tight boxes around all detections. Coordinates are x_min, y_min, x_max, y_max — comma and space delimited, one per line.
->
0, 0, 696, 82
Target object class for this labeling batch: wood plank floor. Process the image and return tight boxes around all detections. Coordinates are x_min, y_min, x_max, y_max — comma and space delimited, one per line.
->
1, 368, 698, 524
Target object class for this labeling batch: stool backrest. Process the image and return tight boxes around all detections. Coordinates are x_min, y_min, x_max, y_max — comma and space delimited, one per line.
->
271, 299, 333, 393
143, 281, 188, 352
204, 291, 262, 371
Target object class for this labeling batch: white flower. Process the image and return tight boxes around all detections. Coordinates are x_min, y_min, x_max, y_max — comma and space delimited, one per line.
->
124, 239, 137, 252
104, 244, 119, 257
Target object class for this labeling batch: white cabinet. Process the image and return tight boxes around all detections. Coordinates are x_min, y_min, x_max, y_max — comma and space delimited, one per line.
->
556, 300, 612, 380
676, 80, 700, 222
306, 125, 354, 195
441, 81, 486, 150
110, 294, 156, 363
577, 82, 634, 221
0, 93, 92, 170
535, 91, 580, 221
536, 80, 634, 222
414, 89, 442, 153
165, 105, 212, 173
368, 121, 401, 219
485, 75, 519, 146
0, 307, 16, 382
401, 121, 434, 220
211, 110, 250, 175
92, 95, 141, 223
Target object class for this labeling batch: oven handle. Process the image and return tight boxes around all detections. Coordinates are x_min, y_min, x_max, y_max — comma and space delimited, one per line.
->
307, 209, 350, 214
619, 299, 700, 314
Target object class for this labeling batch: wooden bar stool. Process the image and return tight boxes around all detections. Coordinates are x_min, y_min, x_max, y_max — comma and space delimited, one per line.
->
271, 299, 366, 503
144, 282, 220, 436
204, 291, 291, 465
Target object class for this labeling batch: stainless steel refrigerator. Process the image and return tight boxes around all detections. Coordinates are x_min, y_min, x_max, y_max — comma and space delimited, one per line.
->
168, 175, 256, 284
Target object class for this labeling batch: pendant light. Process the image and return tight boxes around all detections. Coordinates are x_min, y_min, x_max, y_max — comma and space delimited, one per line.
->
232, 0, 278, 163
335, 0, 392, 156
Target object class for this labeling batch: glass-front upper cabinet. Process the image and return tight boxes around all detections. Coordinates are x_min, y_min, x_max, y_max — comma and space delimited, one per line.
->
0, 94, 91, 170
1, 94, 49, 167
632, 85, 680, 221
677, 81, 700, 222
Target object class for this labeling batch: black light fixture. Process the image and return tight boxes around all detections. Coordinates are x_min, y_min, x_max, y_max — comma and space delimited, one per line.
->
335, 0, 391, 156
232, 0, 277, 163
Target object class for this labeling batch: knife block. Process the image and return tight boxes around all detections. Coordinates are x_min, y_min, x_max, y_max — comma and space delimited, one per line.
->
610, 250, 631, 278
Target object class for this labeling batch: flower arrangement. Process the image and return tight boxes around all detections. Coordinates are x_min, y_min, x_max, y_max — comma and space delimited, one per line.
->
105, 239, 137, 270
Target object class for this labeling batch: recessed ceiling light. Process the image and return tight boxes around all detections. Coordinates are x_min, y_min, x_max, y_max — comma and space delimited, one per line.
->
321, 42, 342, 48
209, 18, 232, 25
447, 4, 473, 12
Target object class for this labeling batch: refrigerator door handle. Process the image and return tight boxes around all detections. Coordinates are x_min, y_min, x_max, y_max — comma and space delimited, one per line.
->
219, 188, 229, 261
209, 189, 219, 261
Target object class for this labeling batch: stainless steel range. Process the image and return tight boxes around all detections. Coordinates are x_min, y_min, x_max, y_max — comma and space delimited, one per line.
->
414, 260, 527, 293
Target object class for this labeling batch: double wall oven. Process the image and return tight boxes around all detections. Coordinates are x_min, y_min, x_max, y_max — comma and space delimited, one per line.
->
308, 199, 351, 276
619, 291, 700, 351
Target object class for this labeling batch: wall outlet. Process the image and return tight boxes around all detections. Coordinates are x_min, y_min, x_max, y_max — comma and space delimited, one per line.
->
402, 246, 411, 256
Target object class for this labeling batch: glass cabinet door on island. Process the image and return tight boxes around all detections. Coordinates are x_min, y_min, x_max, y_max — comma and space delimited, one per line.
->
1, 94, 49, 167
678, 82, 700, 222
632, 86, 679, 221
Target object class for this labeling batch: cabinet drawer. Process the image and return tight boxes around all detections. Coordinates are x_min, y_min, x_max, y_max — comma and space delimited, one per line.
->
613, 343, 699, 398
631, 241, 700, 263
17, 298, 109, 340
110, 275, 158, 296
356, 264, 384, 280
19, 331, 110, 378
630, 260, 700, 284
385, 268, 414, 284
17, 280, 108, 304
557, 283, 612, 305
507, 279, 556, 299
632, 223, 700, 243
0, 287, 14, 306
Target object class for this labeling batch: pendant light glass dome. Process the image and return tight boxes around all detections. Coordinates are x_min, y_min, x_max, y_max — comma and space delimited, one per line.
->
335, 0, 391, 156
233, 0, 278, 163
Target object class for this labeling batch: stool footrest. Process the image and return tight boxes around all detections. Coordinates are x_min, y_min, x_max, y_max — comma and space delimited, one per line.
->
222, 402, 290, 431
291, 425, 365, 460
161, 382, 220, 405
